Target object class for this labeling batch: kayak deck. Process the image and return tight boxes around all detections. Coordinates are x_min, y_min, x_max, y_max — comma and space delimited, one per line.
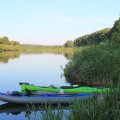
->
21, 84, 110, 94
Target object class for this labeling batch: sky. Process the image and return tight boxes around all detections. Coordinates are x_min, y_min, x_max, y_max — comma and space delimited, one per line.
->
0, 0, 120, 45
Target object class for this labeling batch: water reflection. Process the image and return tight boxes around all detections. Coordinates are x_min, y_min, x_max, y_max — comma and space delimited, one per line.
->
0, 51, 20, 63
0, 103, 69, 119
63, 53, 73, 60
0, 51, 73, 63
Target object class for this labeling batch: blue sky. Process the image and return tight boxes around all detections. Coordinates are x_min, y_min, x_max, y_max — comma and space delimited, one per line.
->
0, 0, 120, 45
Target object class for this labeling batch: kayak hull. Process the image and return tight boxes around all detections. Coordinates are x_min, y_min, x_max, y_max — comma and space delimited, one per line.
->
0, 93, 94, 104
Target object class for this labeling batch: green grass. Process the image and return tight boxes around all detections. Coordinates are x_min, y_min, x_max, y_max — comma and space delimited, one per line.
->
21, 44, 77, 54
64, 42, 120, 86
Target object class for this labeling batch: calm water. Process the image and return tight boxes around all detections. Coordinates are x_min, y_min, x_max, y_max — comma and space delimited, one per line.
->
0, 52, 69, 120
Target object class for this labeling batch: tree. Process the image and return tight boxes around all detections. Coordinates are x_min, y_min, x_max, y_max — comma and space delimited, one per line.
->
0, 37, 9, 44
109, 18, 120, 43
64, 40, 74, 48
74, 28, 110, 47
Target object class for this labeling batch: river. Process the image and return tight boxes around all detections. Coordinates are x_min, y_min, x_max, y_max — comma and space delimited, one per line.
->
0, 52, 70, 120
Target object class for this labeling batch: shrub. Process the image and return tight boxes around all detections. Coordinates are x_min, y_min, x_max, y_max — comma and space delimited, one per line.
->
64, 42, 120, 86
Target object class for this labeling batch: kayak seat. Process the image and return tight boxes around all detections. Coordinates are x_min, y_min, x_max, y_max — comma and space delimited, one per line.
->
19, 82, 29, 85
25, 88, 33, 96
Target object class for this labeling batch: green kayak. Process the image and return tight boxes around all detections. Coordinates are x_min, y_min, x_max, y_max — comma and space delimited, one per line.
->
20, 84, 111, 94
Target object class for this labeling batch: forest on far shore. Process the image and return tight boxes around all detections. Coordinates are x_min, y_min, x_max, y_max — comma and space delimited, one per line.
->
0, 37, 20, 51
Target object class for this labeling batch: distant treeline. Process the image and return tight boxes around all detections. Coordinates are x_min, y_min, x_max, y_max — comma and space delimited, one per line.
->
0, 37, 21, 51
21, 44, 75, 54
64, 18, 119, 47
74, 28, 111, 46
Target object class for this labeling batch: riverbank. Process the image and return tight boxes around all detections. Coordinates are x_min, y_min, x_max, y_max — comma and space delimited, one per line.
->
21, 44, 77, 54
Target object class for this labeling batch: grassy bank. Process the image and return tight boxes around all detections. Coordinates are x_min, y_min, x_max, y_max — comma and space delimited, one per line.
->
21, 44, 76, 54
0, 44, 21, 52
64, 42, 120, 86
